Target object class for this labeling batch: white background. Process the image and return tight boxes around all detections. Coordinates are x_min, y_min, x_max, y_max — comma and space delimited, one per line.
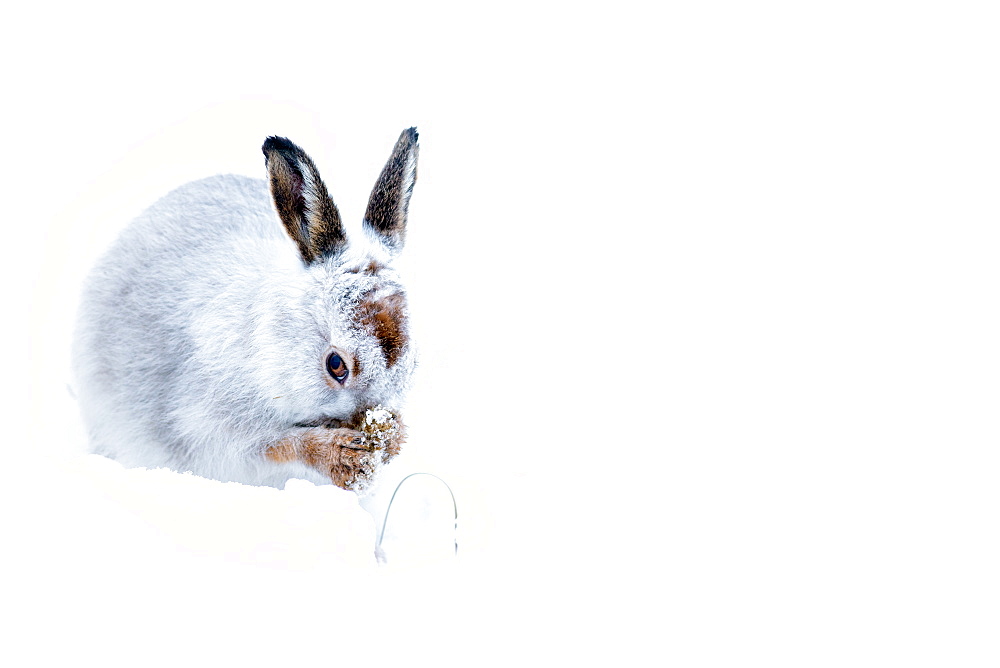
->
3, 1, 999, 664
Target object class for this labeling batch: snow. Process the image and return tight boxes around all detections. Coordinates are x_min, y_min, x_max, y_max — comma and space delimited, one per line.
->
4, 2, 1000, 665
64, 455, 379, 570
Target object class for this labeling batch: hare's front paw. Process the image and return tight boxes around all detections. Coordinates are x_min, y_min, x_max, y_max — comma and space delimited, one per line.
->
266, 427, 383, 492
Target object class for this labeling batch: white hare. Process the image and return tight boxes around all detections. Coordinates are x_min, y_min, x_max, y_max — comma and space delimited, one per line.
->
72, 129, 419, 492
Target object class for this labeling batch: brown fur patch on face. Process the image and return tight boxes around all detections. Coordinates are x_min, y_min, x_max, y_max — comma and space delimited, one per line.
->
357, 291, 409, 368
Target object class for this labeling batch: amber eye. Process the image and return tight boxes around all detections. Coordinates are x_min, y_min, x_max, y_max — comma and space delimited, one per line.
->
326, 352, 349, 384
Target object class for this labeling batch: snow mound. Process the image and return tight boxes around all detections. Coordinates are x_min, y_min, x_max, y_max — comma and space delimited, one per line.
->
61, 454, 379, 570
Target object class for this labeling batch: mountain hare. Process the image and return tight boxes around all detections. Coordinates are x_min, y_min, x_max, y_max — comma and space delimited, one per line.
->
73, 129, 420, 492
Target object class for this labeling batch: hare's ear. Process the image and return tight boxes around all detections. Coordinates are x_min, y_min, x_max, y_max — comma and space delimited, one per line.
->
262, 136, 346, 264
363, 128, 419, 253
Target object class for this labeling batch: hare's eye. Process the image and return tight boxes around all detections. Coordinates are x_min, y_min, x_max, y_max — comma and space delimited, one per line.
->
326, 352, 349, 384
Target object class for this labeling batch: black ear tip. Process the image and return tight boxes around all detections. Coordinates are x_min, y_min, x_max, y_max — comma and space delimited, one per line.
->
404, 127, 418, 144
262, 136, 297, 154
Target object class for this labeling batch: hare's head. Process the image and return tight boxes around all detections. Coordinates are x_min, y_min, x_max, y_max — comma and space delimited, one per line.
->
261, 129, 419, 425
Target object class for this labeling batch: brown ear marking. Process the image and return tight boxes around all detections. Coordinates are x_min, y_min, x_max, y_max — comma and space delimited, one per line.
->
262, 136, 346, 264
363, 127, 419, 252
357, 291, 409, 368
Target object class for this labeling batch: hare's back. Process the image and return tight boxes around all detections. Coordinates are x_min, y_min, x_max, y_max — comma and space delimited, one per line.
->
73, 174, 289, 458
86, 173, 290, 328
129, 174, 279, 251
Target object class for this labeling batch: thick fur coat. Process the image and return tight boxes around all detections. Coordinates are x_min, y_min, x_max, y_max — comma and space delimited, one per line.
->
73, 130, 419, 491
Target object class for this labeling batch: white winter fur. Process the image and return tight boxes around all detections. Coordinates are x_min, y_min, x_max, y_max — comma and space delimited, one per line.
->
73, 166, 416, 489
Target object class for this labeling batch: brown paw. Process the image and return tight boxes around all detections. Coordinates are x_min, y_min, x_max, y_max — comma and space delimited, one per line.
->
356, 406, 406, 461
265, 426, 386, 492
321, 429, 383, 490
266, 407, 406, 493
